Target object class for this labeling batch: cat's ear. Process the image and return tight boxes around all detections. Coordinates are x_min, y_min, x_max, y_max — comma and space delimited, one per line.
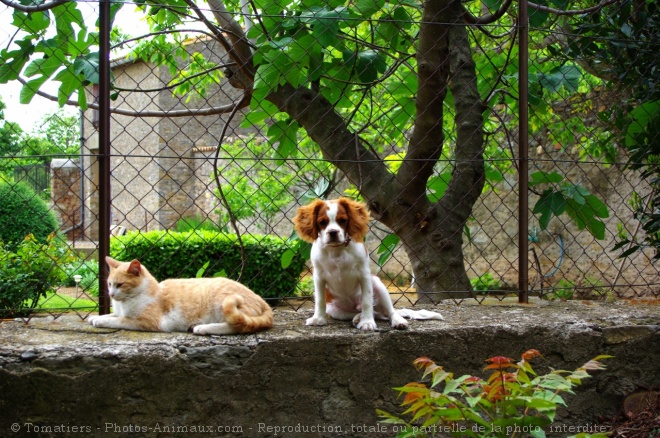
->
128, 260, 142, 277
106, 257, 120, 269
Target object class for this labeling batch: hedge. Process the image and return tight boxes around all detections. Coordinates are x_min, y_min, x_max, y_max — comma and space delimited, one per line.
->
0, 182, 59, 248
110, 230, 306, 301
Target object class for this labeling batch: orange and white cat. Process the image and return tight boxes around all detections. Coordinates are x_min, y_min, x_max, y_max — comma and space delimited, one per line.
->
88, 257, 273, 335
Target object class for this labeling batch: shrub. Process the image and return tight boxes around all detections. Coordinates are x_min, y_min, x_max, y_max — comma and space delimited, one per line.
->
0, 182, 59, 248
379, 350, 611, 438
470, 273, 504, 294
63, 259, 100, 297
0, 234, 76, 317
110, 230, 306, 301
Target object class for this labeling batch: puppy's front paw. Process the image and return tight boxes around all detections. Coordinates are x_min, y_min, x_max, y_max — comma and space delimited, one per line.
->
306, 315, 327, 326
354, 314, 377, 331
390, 313, 409, 330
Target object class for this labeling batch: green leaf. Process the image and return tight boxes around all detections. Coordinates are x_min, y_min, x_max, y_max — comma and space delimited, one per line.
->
73, 52, 100, 84
20, 75, 50, 104
538, 65, 582, 93
253, 62, 282, 101
485, 163, 504, 183
427, 172, 451, 202
281, 248, 295, 269
529, 0, 549, 28
483, 0, 502, 11
12, 10, 50, 34
53, 66, 84, 106
353, 0, 385, 19
529, 171, 563, 186
23, 53, 63, 79
306, 8, 347, 48
355, 50, 387, 83
268, 120, 299, 164
533, 189, 566, 230
565, 198, 607, 240
625, 100, 659, 147
196, 260, 210, 278
377, 233, 400, 266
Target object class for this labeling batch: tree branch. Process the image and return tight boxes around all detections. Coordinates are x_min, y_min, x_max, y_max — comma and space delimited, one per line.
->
0, 0, 70, 13
16, 76, 248, 117
462, 0, 515, 25
527, 0, 620, 16
265, 84, 392, 206
204, 0, 255, 89
395, 0, 452, 205
439, 3, 485, 227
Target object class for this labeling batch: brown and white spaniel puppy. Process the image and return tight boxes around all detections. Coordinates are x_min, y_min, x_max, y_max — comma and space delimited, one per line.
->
294, 197, 442, 331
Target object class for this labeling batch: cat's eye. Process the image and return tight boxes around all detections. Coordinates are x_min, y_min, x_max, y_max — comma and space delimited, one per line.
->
115, 282, 124, 288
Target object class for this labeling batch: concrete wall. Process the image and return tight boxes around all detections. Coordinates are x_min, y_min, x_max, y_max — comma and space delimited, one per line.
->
1, 300, 658, 437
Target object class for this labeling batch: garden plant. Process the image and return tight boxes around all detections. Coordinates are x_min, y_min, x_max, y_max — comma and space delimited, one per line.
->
379, 350, 611, 438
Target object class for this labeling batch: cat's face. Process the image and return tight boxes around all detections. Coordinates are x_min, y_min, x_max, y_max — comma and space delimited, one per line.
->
106, 258, 146, 301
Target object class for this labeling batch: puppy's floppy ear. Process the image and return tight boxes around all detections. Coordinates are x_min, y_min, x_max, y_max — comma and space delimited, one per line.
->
339, 197, 371, 242
294, 199, 325, 243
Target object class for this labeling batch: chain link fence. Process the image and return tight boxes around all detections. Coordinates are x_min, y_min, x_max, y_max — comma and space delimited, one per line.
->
0, 0, 657, 320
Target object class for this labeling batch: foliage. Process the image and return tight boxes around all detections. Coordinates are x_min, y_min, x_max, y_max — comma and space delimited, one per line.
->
0, 234, 76, 317
214, 136, 332, 233
553, 0, 660, 259
378, 351, 612, 438
470, 273, 504, 294
0, 0, 99, 108
63, 259, 100, 297
110, 230, 306, 300
0, 181, 59, 248
550, 279, 575, 301
174, 214, 223, 233
530, 172, 609, 240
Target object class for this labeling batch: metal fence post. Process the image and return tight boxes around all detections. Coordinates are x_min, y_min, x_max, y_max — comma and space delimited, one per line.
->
518, 0, 529, 303
97, 0, 111, 315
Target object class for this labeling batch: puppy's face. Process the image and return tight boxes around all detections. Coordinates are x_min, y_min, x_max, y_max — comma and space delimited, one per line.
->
318, 201, 349, 246
294, 198, 370, 245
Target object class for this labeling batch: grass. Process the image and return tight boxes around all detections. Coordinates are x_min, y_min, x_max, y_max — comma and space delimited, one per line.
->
28, 292, 98, 311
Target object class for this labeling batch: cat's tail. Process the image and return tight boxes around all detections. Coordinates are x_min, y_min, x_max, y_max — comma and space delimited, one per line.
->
223, 294, 273, 333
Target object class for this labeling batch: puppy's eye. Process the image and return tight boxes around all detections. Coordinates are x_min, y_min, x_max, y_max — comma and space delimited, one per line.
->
337, 218, 347, 226
318, 219, 328, 227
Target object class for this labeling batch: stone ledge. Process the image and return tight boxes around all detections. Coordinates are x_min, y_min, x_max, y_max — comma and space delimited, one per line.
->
0, 299, 658, 437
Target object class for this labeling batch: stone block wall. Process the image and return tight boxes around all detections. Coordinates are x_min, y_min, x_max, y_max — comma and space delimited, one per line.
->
50, 159, 83, 241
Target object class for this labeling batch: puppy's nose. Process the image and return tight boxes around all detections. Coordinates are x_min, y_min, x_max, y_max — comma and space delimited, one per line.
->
328, 230, 339, 239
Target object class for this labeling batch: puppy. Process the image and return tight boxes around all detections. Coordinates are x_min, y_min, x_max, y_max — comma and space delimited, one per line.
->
294, 197, 442, 331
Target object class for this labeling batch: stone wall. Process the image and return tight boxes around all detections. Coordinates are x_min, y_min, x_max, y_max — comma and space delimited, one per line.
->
0, 300, 658, 437
50, 159, 83, 241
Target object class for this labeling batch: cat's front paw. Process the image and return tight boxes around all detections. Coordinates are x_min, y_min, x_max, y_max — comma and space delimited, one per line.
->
88, 315, 117, 328
306, 315, 327, 326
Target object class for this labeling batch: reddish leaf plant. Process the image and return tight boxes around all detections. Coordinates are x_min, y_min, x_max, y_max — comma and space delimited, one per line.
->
378, 350, 612, 438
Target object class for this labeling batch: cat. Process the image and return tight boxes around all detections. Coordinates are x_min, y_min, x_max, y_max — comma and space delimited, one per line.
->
88, 257, 273, 335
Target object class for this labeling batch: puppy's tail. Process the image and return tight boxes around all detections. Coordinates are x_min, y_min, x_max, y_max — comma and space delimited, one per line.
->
396, 308, 444, 320
223, 294, 273, 333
